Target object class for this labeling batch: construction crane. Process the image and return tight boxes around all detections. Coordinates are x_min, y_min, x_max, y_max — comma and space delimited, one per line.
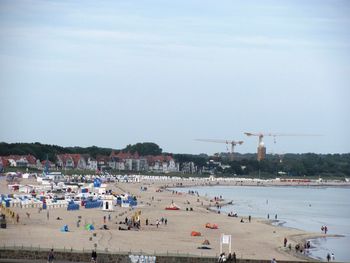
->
195, 139, 244, 160
244, 132, 321, 161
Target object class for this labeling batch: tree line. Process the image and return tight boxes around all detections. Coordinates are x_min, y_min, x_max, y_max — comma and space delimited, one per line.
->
0, 142, 162, 161
0, 142, 349, 177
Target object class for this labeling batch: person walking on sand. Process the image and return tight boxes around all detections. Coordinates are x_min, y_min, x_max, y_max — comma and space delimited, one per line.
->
16, 214, 19, 223
248, 215, 251, 223
91, 250, 97, 263
284, 237, 288, 247
47, 249, 55, 263
47, 210, 49, 220
327, 253, 331, 262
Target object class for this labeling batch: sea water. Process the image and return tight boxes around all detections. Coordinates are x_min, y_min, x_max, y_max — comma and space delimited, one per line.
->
172, 185, 350, 262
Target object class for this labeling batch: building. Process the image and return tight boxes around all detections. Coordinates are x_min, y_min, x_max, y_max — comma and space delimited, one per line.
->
181, 162, 197, 174
56, 154, 87, 169
0, 155, 37, 168
147, 155, 179, 173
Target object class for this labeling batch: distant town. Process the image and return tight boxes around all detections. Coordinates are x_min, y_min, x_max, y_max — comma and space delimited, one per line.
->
0, 142, 349, 178
0, 152, 183, 173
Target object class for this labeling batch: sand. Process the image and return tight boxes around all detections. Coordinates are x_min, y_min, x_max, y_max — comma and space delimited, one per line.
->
0, 177, 329, 261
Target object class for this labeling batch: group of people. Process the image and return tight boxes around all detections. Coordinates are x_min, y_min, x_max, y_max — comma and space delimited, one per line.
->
187, 190, 199, 197
321, 225, 328, 234
267, 214, 278, 220
155, 217, 168, 228
326, 252, 335, 262
144, 217, 168, 228
227, 212, 237, 217
294, 240, 311, 254
217, 252, 236, 262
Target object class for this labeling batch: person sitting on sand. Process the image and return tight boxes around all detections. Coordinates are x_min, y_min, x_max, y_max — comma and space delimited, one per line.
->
240, 218, 244, 223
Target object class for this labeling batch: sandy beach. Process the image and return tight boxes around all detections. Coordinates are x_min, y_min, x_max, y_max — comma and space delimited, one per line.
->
0, 178, 336, 261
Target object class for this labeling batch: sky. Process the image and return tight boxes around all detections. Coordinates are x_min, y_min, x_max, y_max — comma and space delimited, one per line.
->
0, 0, 349, 155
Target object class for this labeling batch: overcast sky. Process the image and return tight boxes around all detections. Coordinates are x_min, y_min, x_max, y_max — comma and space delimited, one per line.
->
0, 0, 349, 155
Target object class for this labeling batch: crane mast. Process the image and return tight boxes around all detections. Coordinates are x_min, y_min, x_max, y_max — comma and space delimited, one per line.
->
244, 132, 321, 161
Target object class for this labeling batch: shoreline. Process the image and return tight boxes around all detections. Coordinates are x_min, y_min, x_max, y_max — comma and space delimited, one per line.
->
168, 182, 347, 262
0, 177, 347, 261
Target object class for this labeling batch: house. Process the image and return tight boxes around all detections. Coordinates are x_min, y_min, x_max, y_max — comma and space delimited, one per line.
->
109, 151, 142, 171
0, 157, 7, 171
96, 155, 109, 171
181, 162, 197, 174
0, 155, 37, 168
56, 154, 87, 169
26, 155, 37, 168
87, 157, 98, 171
147, 155, 179, 173
41, 160, 55, 169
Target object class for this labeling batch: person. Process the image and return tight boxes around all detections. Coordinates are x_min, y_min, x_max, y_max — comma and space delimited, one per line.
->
267, 214, 270, 219
145, 218, 149, 226
218, 253, 226, 262
47, 249, 54, 263
240, 218, 244, 223
306, 241, 311, 249
91, 250, 97, 262
284, 237, 287, 247
232, 252, 236, 263
248, 215, 251, 223
271, 258, 277, 263
16, 214, 19, 223
324, 226, 328, 234
103, 215, 106, 224
327, 253, 331, 262
47, 210, 49, 220
275, 214, 278, 220
165, 218, 167, 225
331, 253, 335, 261
156, 219, 159, 228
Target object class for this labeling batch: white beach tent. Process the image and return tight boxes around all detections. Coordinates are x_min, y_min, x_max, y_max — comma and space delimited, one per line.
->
102, 199, 114, 211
